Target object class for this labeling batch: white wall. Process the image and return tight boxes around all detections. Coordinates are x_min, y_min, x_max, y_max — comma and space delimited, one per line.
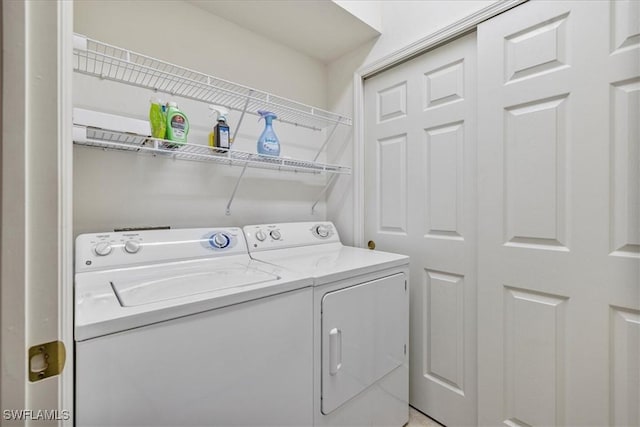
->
73, 1, 331, 235
333, 1, 383, 33
326, 1, 495, 245
74, 1, 327, 108
369, 1, 494, 65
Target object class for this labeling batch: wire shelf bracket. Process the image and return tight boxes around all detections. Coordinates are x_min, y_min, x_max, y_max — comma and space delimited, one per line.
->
226, 162, 249, 216
313, 122, 340, 162
311, 174, 338, 215
231, 90, 252, 144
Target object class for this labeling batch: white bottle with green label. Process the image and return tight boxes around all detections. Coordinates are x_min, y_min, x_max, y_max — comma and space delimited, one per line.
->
165, 101, 189, 146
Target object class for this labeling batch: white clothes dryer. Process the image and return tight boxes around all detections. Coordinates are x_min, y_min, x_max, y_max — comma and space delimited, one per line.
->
75, 227, 313, 427
244, 222, 410, 427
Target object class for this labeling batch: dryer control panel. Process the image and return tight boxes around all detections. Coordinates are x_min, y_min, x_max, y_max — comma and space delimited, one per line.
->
244, 222, 340, 252
75, 228, 244, 272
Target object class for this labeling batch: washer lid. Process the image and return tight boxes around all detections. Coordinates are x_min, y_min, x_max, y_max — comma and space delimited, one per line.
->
75, 256, 312, 341
111, 262, 278, 307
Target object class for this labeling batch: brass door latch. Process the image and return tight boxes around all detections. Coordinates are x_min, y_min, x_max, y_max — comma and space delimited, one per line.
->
28, 341, 66, 382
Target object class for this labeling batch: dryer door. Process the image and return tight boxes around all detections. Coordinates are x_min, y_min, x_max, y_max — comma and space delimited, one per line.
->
321, 272, 407, 414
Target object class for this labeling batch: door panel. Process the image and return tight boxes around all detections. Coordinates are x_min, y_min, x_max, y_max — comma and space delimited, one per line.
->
321, 273, 407, 415
611, 306, 640, 426
364, 32, 477, 426
424, 270, 465, 395
503, 287, 568, 427
425, 122, 464, 238
478, 1, 640, 425
504, 95, 569, 249
377, 135, 408, 234
611, 78, 640, 256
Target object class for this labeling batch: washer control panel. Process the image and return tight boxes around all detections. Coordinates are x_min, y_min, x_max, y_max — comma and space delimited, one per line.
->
203, 231, 238, 251
124, 240, 141, 254
270, 230, 282, 240
244, 222, 340, 252
312, 223, 334, 239
76, 227, 244, 272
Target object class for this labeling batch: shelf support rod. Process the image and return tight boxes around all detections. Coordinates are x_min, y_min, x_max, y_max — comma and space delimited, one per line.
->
226, 162, 249, 216
224, 91, 253, 215
232, 90, 253, 144
311, 174, 337, 215
313, 122, 339, 162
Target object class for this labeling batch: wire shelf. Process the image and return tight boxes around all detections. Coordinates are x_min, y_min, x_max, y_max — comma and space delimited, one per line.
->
73, 126, 352, 175
73, 34, 352, 131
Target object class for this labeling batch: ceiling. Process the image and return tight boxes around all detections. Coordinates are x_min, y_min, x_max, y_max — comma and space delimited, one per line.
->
188, 0, 381, 63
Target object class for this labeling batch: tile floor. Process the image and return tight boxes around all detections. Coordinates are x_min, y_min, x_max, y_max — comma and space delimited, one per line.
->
407, 407, 444, 427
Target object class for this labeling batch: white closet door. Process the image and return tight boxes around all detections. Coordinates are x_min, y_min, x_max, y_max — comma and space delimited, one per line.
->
364, 33, 477, 426
477, 1, 640, 426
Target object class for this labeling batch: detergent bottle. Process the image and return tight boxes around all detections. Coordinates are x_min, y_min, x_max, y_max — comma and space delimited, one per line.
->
257, 110, 280, 156
208, 105, 231, 150
165, 101, 189, 146
149, 97, 167, 139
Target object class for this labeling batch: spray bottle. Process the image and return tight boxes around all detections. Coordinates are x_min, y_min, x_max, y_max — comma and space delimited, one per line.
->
208, 105, 231, 150
257, 110, 280, 156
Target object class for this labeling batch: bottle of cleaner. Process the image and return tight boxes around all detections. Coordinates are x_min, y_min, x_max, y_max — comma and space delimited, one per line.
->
208, 105, 231, 151
257, 110, 280, 156
165, 101, 189, 147
149, 97, 167, 139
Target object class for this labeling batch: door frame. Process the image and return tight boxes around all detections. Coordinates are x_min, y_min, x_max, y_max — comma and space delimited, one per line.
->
59, 1, 75, 423
352, 0, 526, 246
0, 1, 74, 424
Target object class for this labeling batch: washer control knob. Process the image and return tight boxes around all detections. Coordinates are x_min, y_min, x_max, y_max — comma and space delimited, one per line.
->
124, 240, 141, 254
94, 242, 113, 256
315, 225, 330, 238
270, 230, 282, 240
211, 233, 230, 249
255, 230, 267, 241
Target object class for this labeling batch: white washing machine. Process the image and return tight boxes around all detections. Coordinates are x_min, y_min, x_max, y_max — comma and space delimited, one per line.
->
75, 227, 313, 427
244, 222, 410, 427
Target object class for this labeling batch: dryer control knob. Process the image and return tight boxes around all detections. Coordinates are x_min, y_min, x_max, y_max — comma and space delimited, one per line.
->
124, 240, 141, 254
315, 225, 330, 238
211, 233, 230, 249
255, 230, 267, 241
270, 230, 281, 240
94, 242, 113, 256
